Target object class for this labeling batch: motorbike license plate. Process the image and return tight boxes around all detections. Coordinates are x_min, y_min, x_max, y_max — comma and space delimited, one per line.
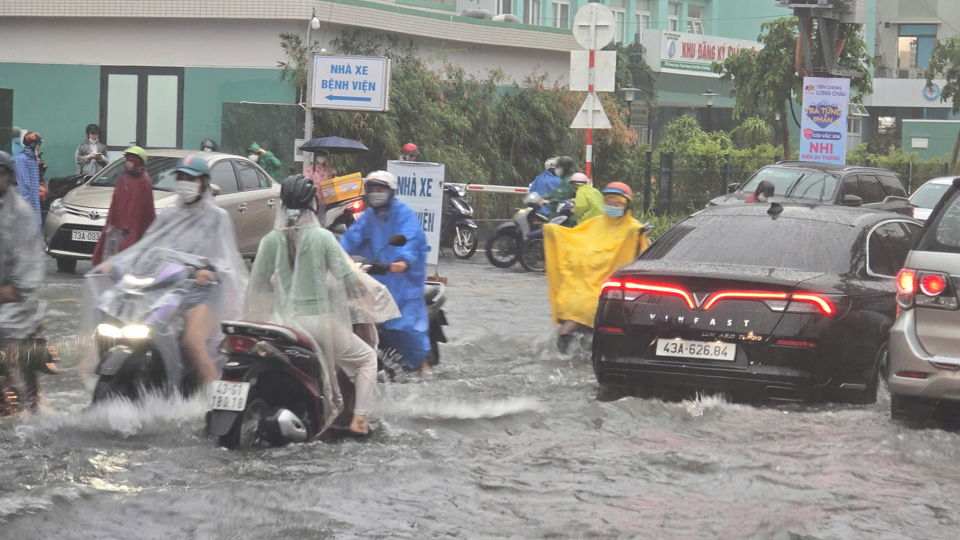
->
72, 230, 101, 242
656, 339, 737, 361
209, 381, 250, 412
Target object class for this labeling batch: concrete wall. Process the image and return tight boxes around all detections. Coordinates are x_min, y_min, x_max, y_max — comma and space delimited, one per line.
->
875, 0, 960, 70
902, 120, 960, 161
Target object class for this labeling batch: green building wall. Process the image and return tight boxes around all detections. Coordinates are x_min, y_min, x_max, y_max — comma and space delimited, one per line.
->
902, 120, 960, 161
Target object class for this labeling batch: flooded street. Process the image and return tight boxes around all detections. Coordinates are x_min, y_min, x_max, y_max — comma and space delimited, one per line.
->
2, 257, 960, 539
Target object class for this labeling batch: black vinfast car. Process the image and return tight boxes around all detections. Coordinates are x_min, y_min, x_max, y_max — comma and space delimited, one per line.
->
592, 203, 922, 404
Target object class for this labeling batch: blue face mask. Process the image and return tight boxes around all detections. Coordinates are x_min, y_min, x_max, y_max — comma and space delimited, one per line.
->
604, 205, 625, 219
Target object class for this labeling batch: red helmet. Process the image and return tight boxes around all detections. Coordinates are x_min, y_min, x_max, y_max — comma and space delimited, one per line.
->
23, 132, 43, 146
401, 143, 419, 155
602, 182, 633, 201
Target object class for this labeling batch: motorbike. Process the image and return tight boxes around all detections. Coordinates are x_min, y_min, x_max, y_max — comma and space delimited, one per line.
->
485, 192, 549, 269
0, 332, 58, 416
518, 199, 575, 272
439, 183, 478, 259
208, 235, 449, 449
89, 248, 212, 403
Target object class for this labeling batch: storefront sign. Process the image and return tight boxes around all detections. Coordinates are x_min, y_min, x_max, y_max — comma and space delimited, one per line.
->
630, 102, 649, 127
387, 160, 445, 266
659, 31, 760, 75
799, 77, 850, 165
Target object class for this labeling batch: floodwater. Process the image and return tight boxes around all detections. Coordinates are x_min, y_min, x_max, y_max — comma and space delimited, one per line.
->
2, 257, 959, 539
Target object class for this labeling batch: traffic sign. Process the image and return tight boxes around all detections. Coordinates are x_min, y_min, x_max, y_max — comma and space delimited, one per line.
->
570, 50, 616, 92
310, 55, 392, 112
571, 93, 611, 129
630, 102, 649, 127
572, 4, 615, 50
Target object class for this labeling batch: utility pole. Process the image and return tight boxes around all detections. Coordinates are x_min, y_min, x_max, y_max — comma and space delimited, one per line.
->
777, 0, 866, 78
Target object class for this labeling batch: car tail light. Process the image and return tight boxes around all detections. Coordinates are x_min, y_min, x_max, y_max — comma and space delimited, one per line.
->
775, 339, 818, 348
703, 291, 788, 311
900, 269, 958, 311
894, 371, 928, 379
920, 273, 946, 296
788, 294, 834, 316
897, 269, 916, 295
623, 280, 696, 309
350, 199, 364, 213
596, 326, 624, 334
224, 334, 258, 353
600, 280, 624, 300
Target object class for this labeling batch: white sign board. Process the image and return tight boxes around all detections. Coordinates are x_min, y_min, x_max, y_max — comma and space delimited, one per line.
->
572, 3, 615, 50
571, 93, 611, 129
569, 50, 616, 92
799, 77, 850, 165
294, 138, 305, 162
310, 55, 391, 112
387, 160, 444, 266
650, 30, 761, 77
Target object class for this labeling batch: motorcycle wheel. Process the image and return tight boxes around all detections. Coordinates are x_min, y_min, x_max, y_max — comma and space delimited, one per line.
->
519, 238, 546, 273
452, 227, 478, 259
218, 397, 269, 449
485, 231, 519, 268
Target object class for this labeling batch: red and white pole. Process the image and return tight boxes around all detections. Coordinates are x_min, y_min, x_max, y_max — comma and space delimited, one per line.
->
586, 48, 594, 180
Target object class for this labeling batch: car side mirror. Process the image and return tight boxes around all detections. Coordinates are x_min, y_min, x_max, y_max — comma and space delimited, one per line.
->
388, 234, 407, 247
211, 184, 222, 196
727, 183, 741, 194
841, 194, 863, 207
332, 224, 348, 235
882, 195, 909, 205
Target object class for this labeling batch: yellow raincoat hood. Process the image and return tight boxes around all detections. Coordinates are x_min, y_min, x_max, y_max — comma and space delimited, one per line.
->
544, 214, 648, 328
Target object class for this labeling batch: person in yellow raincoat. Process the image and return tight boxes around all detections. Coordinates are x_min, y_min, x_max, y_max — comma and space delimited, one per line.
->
570, 173, 604, 223
544, 182, 649, 353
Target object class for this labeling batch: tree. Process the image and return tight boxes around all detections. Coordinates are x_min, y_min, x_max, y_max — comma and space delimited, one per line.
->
713, 17, 873, 159
927, 36, 960, 174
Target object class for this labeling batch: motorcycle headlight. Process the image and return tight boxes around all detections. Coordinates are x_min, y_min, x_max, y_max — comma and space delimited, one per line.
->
122, 325, 151, 339
49, 198, 66, 217
97, 323, 123, 339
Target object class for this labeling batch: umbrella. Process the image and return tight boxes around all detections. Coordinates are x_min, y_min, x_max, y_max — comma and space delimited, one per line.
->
299, 136, 369, 155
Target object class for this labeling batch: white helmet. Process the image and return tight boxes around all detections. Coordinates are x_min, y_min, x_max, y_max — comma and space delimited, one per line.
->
544, 157, 559, 171
363, 170, 397, 190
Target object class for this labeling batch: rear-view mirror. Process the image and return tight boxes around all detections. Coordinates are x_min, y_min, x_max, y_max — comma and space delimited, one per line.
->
388, 234, 407, 247
842, 194, 863, 207
727, 183, 741, 194
882, 195, 909, 205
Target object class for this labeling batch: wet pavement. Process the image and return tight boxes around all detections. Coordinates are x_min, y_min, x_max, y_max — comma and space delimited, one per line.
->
2, 256, 960, 539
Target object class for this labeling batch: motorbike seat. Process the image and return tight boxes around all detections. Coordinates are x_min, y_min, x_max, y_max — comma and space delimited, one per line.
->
224, 321, 318, 352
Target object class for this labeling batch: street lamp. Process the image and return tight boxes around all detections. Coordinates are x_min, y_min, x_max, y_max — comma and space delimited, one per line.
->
304, 8, 320, 173
620, 84, 637, 105
701, 89, 718, 132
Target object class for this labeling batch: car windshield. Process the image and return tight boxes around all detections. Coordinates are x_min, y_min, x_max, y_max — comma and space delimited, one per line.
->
642, 213, 859, 274
739, 167, 837, 202
910, 182, 952, 209
88, 156, 181, 191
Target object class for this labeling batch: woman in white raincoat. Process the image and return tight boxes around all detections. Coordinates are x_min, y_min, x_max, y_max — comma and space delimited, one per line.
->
81, 154, 248, 386
245, 175, 394, 436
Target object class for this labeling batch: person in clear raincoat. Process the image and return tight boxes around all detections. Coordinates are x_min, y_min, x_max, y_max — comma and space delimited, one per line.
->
246, 175, 394, 436
81, 154, 248, 386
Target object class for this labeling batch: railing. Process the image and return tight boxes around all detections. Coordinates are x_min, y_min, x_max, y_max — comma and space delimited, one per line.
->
874, 66, 929, 80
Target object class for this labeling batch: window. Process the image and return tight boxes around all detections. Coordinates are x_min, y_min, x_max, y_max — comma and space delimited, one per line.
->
235, 161, 265, 191
877, 117, 897, 135
611, 0, 626, 42
859, 174, 885, 204
918, 191, 960, 253
668, 2, 680, 32
898, 24, 937, 70
99, 67, 183, 152
839, 177, 862, 201
847, 112, 862, 136
687, 5, 704, 34
89, 156, 180, 191
497, 0, 512, 15
524, 0, 541, 24
635, 1, 651, 43
878, 175, 907, 198
209, 161, 239, 195
552, 0, 569, 28
867, 222, 915, 277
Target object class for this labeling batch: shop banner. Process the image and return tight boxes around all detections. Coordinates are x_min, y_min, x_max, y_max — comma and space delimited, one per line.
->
387, 160, 444, 266
799, 77, 850, 165
658, 31, 760, 76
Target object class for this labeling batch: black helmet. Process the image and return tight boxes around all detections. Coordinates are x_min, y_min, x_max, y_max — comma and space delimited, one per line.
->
756, 180, 775, 198
281, 174, 317, 211
555, 156, 576, 177
201, 138, 218, 152
0, 151, 14, 183
86, 124, 100, 136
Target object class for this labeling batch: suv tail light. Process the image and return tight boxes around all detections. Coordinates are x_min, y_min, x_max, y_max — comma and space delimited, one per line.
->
897, 269, 958, 311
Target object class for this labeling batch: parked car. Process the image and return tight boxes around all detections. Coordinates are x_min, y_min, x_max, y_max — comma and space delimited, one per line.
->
44, 150, 280, 272
888, 177, 960, 422
908, 176, 955, 222
592, 203, 921, 404
707, 162, 912, 216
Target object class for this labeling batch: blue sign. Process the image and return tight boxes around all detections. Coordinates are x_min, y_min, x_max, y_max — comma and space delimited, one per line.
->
799, 77, 850, 165
923, 82, 941, 101
310, 55, 391, 112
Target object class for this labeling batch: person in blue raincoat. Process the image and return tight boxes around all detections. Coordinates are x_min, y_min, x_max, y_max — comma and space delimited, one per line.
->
529, 157, 561, 214
340, 171, 432, 375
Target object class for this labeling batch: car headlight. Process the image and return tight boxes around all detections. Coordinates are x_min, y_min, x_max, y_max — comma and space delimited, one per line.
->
97, 323, 150, 339
49, 199, 66, 216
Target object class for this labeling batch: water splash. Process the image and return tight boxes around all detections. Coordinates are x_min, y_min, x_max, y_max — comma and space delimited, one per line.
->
377, 397, 546, 420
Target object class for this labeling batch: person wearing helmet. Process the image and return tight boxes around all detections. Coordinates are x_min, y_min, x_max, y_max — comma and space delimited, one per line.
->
528, 157, 562, 205
400, 143, 419, 162
745, 180, 775, 203
76, 124, 108, 176
340, 171, 432, 375
571, 172, 604, 223
87, 154, 248, 385
200, 138, 218, 152
247, 175, 390, 436
544, 181, 649, 353
12, 132, 43, 228
247, 142, 282, 180
541, 156, 578, 215
90, 146, 157, 267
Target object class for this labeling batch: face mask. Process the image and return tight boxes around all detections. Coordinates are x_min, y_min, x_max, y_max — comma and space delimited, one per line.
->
758, 194, 768, 203
248, 154, 259, 163
367, 192, 390, 207
88, 138, 98, 144
604, 205, 626, 219
175, 180, 200, 204
203, 147, 213, 152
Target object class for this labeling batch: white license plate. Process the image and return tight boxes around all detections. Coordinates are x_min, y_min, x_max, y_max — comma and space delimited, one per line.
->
71, 230, 101, 242
209, 381, 250, 412
656, 339, 737, 361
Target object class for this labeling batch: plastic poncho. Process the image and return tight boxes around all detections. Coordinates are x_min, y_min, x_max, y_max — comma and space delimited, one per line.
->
544, 177, 576, 216
12, 146, 41, 229
246, 208, 398, 431
529, 170, 561, 199
0, 189, 45, 340
248, 143, 282, 181
574, 185, 605, 223
80, 192, 249, 378
90, 166, 156, 266
544, 214, 648, 328
340, 197, 431, 369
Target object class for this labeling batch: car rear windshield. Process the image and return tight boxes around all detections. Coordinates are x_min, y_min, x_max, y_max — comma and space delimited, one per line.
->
739, 166, 837, 202
642, 213, 857, 273
917, 189, 960, 254
909, 182, 952, 209
88, 157, 180, 191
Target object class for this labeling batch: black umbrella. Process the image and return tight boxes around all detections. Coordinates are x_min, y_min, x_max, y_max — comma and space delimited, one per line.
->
299, 136, 369, 155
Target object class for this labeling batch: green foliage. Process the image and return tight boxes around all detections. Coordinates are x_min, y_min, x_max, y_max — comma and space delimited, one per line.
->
278, 32, 322, 103
926, 36, 960, 173
632, 211, 684, 242
846, 143, 950, 191
731, 117, 772, 149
